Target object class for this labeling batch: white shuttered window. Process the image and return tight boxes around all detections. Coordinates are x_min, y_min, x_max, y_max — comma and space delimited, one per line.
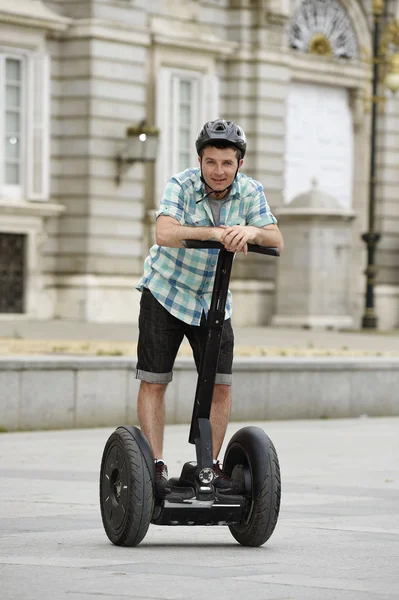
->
27, 53, 50, 201
0, 50, 49, 202
0, 55, 24, 198
156, 68, 219, 200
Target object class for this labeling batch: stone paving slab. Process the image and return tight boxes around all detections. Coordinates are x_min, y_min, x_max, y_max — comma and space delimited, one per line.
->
1, 418, 398, 600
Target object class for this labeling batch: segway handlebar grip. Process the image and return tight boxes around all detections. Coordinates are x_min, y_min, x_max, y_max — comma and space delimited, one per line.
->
182, 240, 280, 257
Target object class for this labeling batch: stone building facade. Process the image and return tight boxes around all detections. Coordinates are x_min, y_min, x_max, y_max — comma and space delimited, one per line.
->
0, 0, 398, 329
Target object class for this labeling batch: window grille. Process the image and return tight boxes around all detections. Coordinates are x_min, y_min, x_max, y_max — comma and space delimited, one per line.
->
0, 233, 25, 313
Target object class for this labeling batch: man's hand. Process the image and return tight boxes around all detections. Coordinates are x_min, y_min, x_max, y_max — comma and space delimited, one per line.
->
210, 226, 229, 243
219, 225, 257, 254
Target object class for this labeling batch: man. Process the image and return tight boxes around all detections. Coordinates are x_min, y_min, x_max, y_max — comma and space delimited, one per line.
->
136, 119, 284, 497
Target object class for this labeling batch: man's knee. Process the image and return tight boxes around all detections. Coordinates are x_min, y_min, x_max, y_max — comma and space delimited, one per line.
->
213, 384, 231, 400
139, 381, 168, 395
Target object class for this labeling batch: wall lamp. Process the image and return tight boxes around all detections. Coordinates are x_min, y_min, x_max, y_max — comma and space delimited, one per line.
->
384, 52, 399, 93
116, 122, 160, 185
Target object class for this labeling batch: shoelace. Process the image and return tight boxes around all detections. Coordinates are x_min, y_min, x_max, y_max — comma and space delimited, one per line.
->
214, 461, 229, 479
155, 462, 168, 480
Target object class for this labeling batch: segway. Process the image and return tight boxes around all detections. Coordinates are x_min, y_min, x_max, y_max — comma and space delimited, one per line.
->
100, 241, 281, 547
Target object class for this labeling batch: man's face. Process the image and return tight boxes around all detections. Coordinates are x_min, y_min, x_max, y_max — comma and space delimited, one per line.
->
199, 146, 243, 195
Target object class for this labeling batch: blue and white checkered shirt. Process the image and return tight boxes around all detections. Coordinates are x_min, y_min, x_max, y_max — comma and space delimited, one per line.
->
136, 168, 277, 325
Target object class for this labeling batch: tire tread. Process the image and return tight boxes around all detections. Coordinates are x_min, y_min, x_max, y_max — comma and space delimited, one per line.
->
100, 427, 154, 547
228, 432, 281, 547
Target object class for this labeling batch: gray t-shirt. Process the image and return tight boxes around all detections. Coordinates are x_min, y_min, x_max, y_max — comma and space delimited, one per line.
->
207, 197, 226, 226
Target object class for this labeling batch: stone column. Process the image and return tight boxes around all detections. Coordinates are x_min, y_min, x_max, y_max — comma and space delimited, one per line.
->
223, 1, 290, 325
50, 1, 150, 322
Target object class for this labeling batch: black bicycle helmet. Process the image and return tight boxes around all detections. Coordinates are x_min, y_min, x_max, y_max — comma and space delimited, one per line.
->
195, 119, 247, 158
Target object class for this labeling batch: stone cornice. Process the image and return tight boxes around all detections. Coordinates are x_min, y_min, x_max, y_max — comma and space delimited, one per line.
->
61, 18, 150, 47
0, 0, 70, 31
151, 16, 238, 56
266, 11, 289, 26
0, 201, 65, 218
286, 51, 369, 86
275, 206, 356, 220
230, 46, 367, 86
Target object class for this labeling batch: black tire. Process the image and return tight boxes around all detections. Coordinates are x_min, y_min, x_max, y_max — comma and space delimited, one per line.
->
223, 426, 281, 547
100, 427, 154, 546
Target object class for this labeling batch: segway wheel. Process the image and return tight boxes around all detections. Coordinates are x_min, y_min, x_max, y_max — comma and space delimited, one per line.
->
223, 426, 281, 547
100, 427, 154, 546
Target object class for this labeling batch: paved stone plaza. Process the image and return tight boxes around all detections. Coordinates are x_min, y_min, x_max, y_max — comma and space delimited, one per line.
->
0, 319, 399, 355
1, 417, 398, 600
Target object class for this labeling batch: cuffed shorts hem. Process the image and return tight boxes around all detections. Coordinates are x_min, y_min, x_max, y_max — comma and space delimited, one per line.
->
215, 373, 232, 385
136, 368, 231, 386
136, 369, 173, 384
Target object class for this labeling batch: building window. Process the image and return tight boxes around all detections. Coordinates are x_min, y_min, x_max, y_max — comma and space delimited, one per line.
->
177, 79, 195, 172
0, 51, 49, 202
5, 58, 23, 186
156, 67, 219, 199
168, 70, 202, 175
0, 232, 26, 313
284, 82, 354, 209
1, 56, 24, 197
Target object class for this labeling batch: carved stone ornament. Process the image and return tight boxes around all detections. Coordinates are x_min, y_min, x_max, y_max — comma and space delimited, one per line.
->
289, 0, 358, 60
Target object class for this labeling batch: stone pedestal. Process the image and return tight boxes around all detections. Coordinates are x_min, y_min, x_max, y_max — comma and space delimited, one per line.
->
272, 183, 356, 329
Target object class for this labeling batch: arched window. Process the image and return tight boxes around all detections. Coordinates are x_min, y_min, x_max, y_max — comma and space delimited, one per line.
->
289, 0, 358, 60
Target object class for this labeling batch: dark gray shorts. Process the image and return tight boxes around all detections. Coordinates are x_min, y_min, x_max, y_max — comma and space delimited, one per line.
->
136, 288, 234, 385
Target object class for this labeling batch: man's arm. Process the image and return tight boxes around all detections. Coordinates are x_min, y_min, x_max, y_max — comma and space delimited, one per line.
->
220, 224, 284, 254
250, 224, 284, 251
156, 215, 224, 248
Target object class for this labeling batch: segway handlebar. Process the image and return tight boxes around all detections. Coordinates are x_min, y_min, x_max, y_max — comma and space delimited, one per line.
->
182, 240, 280, 257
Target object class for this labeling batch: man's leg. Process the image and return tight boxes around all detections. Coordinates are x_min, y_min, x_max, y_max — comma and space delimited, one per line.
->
137, 381, 168, 459
136, 288, 184, 461
210, 383, 231, 460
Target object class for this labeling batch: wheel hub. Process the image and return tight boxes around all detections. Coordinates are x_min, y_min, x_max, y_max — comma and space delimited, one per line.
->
111, 468, 122, 502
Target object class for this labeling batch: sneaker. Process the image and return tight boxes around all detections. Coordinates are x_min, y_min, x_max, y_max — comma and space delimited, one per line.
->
155, 460, 170, 497
213, 461, 232, 491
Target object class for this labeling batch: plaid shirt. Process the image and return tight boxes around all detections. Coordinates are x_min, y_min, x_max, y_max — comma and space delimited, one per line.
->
136, 168, 277, 325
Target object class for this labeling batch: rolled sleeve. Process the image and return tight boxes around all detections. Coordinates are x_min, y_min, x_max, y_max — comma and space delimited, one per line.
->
246, 185, 277, 227
155, 177, 185, 223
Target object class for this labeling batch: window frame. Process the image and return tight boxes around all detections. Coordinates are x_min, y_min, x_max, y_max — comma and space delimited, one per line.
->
0, 47, 50, 204
156, 66, 219, 202
0, 52, 26, 201
172, 75, 200, 173
169, 69, 202, 175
